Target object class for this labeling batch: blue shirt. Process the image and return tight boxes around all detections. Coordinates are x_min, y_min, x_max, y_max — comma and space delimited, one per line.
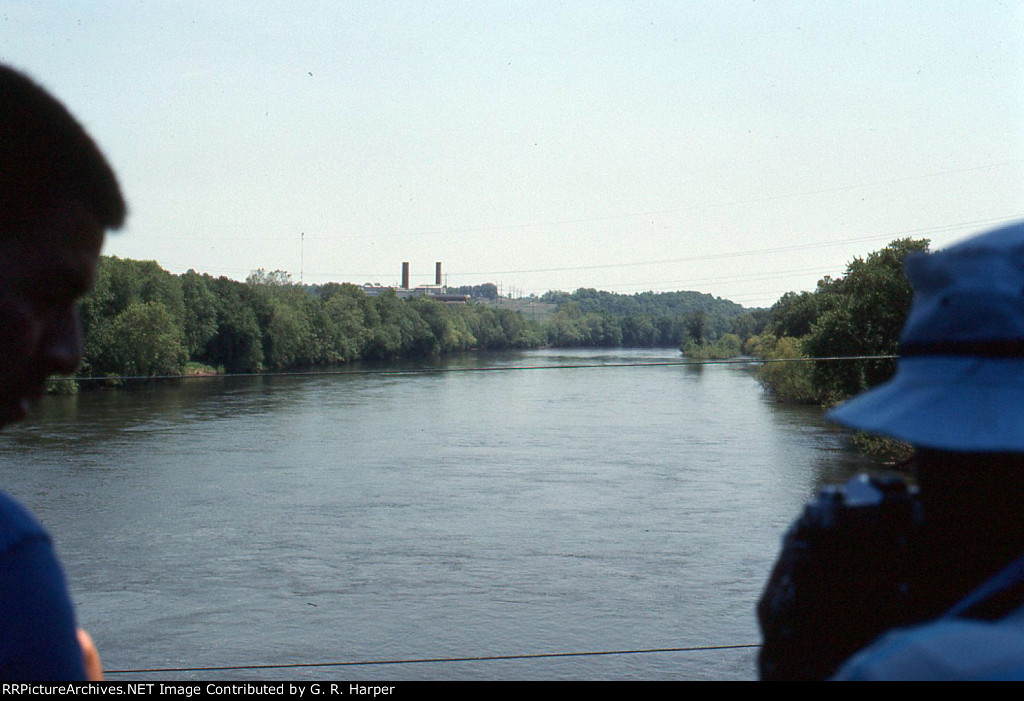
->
0, 490, 85, 680
833, 613, 1024, 681
834, 552, 1024, 680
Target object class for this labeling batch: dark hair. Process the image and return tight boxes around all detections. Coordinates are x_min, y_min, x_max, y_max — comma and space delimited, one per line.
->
0, 64, 125, 235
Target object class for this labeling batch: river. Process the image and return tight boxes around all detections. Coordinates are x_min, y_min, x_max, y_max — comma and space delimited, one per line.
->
0, 348, 873, 680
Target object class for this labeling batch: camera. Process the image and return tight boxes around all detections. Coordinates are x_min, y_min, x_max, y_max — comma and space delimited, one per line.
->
758, 473, 923, 680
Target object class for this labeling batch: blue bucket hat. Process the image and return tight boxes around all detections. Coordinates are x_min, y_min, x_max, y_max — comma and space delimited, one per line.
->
827, 221, 1024, 452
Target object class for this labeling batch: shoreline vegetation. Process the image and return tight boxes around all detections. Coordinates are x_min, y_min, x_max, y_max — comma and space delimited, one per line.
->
70, 257, 754, 384
61, 239, 925, 460
747, 238, 928, 462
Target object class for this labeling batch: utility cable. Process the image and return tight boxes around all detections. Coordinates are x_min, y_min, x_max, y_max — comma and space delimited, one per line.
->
151, 211, 1024, 283
453, 214, 1024, 277
104, 643, 760, 675
52, 354, 899, 384
298, 213, 1024, 281
178, 159, 1024, 245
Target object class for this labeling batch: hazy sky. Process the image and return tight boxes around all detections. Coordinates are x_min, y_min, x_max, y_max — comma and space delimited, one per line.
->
3, 1, 1022, 307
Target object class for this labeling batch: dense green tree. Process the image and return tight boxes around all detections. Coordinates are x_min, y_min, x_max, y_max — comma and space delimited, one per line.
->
621, 313, 659, 346
80, 256, 187, 375
683, 332, 744, 360
408, 297, 476, 353
180, 271, 219, 357
756, 238, 929, 405
201, 276, 264, 372
246, 268, 293, 286
316, 286, 370, 362
685, 309, 707, 346
544, 302, 587, 347
656, 316, 687, 347
581, 312, 623, 347
360, 293, 434, 358
730, 309, 770, 340
104, 300, 188, 376
755, 336, 817, 403
264, 297, 315, 368
769, 290, 825, 339
802, 238, 928, 402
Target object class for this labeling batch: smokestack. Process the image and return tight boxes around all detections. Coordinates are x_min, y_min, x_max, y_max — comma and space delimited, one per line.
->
435, 262, 442, 286
402, 262, 410, 289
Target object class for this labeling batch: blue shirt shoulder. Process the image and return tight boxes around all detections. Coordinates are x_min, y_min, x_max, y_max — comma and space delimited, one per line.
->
0, 490, 86, 681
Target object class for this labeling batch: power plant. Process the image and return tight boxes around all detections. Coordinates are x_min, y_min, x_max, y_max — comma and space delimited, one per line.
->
362, 261, 467, 302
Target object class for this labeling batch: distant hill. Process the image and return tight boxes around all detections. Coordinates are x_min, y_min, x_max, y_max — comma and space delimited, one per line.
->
533, 287, 759, 348
541, 287, 747, 317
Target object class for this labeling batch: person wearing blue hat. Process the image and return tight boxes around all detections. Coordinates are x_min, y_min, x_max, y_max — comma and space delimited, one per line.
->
758, 221, 1024, 680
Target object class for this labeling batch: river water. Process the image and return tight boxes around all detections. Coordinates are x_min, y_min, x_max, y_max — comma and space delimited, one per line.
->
0, 348, 872, 680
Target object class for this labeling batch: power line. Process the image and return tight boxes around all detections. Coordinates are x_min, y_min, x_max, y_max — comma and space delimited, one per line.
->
182, 158, 1023, 244
446, 213, 1024, 278
55, 355, 899, 385
104, 643, 760, 675
171, 211, 1020, 286
151, 212, 1024, 286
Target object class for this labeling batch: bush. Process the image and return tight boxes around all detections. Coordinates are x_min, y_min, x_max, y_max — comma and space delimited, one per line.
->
682, 333, 743, 360
45, 377, 78, 395
756, 337, 818, 403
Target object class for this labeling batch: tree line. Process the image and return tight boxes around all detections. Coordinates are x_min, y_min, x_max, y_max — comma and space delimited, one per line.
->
74, 255, 774, 380
73, 257, 772, 382
78, 258, 544, 379
540, 288, 763, 348
75, 237, 923, 391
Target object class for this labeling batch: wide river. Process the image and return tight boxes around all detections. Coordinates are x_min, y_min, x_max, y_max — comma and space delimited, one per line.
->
0, 348, 873, 681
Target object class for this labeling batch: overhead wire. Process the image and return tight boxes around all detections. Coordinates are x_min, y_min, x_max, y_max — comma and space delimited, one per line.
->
445, 213, 1024, 278
281, 212, 1023, 284
55, 354, 899, 384
163, 158, 1024, 245
157, 211, 1021, 307
104, 643, 760, 675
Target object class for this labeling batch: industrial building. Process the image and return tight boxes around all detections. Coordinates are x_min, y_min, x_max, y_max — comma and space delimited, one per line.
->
361, 262, 468, 303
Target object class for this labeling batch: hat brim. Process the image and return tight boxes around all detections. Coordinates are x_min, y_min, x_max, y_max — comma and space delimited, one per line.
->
826, 357, 1024, 452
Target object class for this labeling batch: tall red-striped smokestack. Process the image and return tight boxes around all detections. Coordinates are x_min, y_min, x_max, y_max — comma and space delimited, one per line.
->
435, 262, 442, 286
402, 262, 409, 289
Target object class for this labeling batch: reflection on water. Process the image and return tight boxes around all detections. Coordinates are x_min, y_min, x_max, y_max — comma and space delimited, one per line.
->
0, 349, 872, 680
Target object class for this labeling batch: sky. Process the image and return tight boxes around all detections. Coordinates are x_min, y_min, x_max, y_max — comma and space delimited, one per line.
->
2, 1, 1023, 308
